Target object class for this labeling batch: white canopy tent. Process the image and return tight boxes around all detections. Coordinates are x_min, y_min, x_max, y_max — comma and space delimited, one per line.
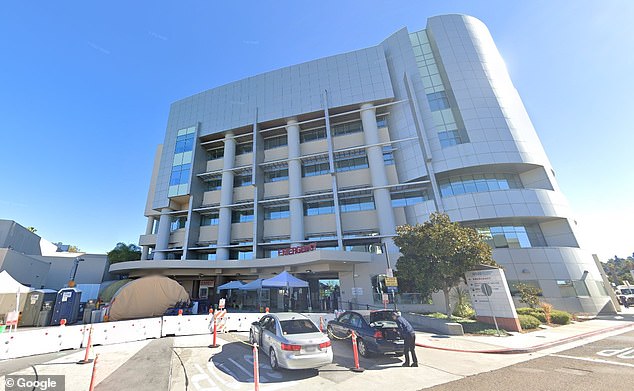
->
0, 271, 33, 324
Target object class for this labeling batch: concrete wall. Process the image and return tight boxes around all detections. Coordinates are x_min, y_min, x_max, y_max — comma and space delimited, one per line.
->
0, 249, 50, 288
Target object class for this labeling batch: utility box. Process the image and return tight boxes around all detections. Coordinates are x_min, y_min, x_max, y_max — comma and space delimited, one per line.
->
82, 300, 97, 324
51, 288, 82, 325
20, 289, 57, 327
37, 300, 54, 327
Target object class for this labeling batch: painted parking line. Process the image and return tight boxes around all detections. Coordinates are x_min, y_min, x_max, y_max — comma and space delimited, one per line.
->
550, 354, 634, 368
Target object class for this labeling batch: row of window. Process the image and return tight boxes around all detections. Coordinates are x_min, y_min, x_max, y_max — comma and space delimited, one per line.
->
199, 189, 428, 224
476, 225, 546, 249
439, 173, 523, 197
206, 117, 388, 160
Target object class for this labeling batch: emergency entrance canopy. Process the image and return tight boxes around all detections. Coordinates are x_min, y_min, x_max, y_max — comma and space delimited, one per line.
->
108, 275, 190, 321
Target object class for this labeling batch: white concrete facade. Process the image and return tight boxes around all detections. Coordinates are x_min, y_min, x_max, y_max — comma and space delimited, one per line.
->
124, 14, 611, 315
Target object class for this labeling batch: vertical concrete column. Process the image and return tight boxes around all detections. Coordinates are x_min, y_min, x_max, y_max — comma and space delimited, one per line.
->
140, 216, 155, 260
286, 119, 305, 246
217, 132, 236, 260
360, 103, 397, 249
154, 208, 173, 260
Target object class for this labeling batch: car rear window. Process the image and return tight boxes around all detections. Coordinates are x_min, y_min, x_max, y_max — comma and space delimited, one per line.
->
280, 319, 319, 334
370, 311, 397, 323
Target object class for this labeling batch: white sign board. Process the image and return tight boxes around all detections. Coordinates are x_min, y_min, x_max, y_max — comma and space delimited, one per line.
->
382, 293, 389, 303
219, 298, 226, 309
351, 287, 364, 296
465, 268, 518, 318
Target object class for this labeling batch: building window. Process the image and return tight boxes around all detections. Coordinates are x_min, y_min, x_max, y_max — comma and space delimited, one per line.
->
335, 152, 369, 172
233, 173, 253, 187
476, 225, 546, 249
302, 160, 330, 177
169, 163, 191, 186
439, 174, 523, 197
200, 213, 219, 226
199, 253, 217, 260
263, 167, 288, 183
340, 196, 375, 213
382, 146, 395, 165
206, 178, 222, 191
264, 205, 290, 220
263, 135, 287, 150
236, 142, 253, 155
332, 120, 363, 136
376, 116, 388, 128
391, 189, 429, 207
175, 132, 195, 154
207, 148, 224, 160
438, 129, 468, 148
232, 209, 254, 223
300, 127, 327, 143
230, 250, 253, 260
170, 216, 187, 231
304, 200, 335, 216
427, 91, 450, 111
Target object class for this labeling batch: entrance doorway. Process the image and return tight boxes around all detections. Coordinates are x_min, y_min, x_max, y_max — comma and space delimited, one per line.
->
318, 279, 340, 311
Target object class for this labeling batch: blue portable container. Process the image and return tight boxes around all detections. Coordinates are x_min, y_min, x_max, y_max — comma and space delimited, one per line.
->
51, 288, 82, 325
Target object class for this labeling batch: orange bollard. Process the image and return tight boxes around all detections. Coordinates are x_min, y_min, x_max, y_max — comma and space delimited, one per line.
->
209, 316, 220, 348
77, 326, 94, 364
88, 354, 99, 391
319, 316, 324, 332
60, 319, 67, 326
350, 331, 364, 372
178, 309, 183, 316
253, 342, 260, 391
265, 307, 269, 314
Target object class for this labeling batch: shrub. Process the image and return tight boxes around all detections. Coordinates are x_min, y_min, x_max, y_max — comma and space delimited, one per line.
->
515, 283, 542, 308
540, 302, 553, 324
453, 303, 475, 319
516, 307, 546, 323
518, 314, 541, 330
550, 310, 572, 325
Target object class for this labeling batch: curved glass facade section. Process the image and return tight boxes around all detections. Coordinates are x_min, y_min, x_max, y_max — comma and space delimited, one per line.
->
475, 225, 546, 248
439, 173, 522, 197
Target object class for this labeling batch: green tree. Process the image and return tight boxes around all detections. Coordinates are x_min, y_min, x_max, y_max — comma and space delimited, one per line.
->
515, 282, 542, 308
27, 226, 37, 233
602, 254, 634, 285
394, 212, 498, 318
107, 242, 142, 264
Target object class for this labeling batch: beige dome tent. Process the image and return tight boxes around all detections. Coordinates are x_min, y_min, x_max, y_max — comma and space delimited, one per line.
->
107, 275, 189, 321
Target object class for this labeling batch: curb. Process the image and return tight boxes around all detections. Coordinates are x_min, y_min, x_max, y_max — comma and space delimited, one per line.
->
415, 322, 634, 354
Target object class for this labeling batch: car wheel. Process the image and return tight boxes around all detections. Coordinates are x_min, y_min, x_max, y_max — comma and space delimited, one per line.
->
357, 338, 370, 357
270, 348, 279, 370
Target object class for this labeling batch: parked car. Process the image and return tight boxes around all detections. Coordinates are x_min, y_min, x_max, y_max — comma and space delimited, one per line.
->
249, 312, 333, 370
327, 309, 404, 357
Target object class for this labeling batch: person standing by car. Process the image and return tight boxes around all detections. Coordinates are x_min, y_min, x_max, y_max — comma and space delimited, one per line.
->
391, 312, 418, 367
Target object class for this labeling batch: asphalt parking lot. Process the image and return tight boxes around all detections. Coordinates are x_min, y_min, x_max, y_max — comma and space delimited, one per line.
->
428, 329, 634, 390
171, 332, 409, 390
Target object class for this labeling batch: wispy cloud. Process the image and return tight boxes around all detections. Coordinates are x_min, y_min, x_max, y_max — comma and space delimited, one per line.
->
148, 31, 168, 41
88, 41, 111, 55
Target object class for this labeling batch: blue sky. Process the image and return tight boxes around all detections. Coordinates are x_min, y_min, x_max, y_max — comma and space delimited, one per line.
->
0, 1, 631, 260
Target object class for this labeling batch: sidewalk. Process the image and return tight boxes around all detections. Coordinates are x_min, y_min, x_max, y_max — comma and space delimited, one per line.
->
414, 318, 634, 354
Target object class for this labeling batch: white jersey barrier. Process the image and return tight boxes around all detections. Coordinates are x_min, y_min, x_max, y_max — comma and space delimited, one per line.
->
0, 324, 84, 360
87, 317, 162, 346
161, 314, 215, 337
0, 312, 337, 359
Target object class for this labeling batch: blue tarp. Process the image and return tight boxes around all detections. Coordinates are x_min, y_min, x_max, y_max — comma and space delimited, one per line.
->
217, 280, 244, 291
261, 271, 308, 288
239, 279, 265, 291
